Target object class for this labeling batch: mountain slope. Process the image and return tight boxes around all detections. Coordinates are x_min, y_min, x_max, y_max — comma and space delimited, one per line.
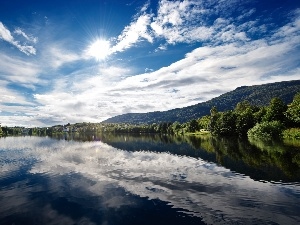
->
103, 80, 300, 124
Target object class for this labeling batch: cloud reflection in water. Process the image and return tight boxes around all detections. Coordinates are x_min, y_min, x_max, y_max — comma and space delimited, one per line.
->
0, 136, 300, 224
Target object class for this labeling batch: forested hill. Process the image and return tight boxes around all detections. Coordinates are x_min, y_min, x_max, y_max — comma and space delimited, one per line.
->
103, 80, 300, 124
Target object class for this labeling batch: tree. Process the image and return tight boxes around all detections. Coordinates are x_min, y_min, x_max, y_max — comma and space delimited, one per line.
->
235, 100, 252, 113
285, 92, 300, 127
215, 111, 237, 136
187, 119, 199, 132
209, 106, 220, 134
236, 108, 256, 136
263, 97, 287, 123
254, 107, 267, 123
198, 115, 210, 130
247, 121, 284, 140
172, 121, 182, 134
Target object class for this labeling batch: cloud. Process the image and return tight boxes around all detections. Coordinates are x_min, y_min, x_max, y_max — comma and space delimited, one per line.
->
0, 54, 41, 86
45, 45, 81, 69
110, 13, 153, 54
150, 0, 209, 44
14, 27, 38, 43
0, 22, 36, 55
110, 0, 220, 53
109, 0, 255, 52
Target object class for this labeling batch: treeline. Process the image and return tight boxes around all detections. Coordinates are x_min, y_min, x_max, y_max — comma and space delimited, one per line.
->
101, 92, 300, 140
0, 123, 103, 137
0, 126, 49, 136
209, 92, 300, 140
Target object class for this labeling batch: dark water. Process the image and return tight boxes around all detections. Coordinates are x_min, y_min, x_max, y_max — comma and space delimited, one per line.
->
0, 134, 300, 225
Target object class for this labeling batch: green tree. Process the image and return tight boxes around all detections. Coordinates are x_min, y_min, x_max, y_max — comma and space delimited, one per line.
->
247, 121, 284, 140
235, 100, 252, 113
236, 107, 256, 136
285, 92, 300, 127
209, 106, 220, 134
263, 97, 287, 123
198, 115, 210, 130
172, 121, 182, 134
187, 119, 199, 132
254, 106, 267, 123
215, 111, 237, 136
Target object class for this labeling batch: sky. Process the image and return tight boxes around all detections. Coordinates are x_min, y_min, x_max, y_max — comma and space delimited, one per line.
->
0, 0, 299, 127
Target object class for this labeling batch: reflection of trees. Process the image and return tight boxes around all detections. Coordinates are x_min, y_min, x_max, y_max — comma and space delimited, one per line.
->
248, 138, 300, 178
207, 136, 300, 180
49, 132, 300, 182
102, 134, 300, 181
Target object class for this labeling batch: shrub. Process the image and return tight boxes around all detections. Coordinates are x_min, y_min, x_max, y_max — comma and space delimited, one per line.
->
247, 121, 284, 140
283, 128, 300, 140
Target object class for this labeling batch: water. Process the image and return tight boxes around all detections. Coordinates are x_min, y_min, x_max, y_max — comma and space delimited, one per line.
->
0, 134, 300, 225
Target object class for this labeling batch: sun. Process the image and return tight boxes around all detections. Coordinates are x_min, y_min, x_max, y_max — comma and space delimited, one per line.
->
87, 39, 110, 61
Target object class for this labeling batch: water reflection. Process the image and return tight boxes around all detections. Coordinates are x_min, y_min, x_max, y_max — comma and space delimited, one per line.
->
0, 136, 300, 225
93, 133, 300, 182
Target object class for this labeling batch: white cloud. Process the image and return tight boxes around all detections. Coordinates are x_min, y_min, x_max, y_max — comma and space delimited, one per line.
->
32, 66, 134, 124
271, 9, 300, 41
0, 54, 42, 87
0, 80, 34, 107
45, 45, 80, 69
110, 0, 226, 53
0, 113, 44, 127
0, 22, 36, 55
0, 22, 14, 42
14, 27, 38, 43
109, 0, 253, 49
110, 13, 153, 54
150, 0, 207, 44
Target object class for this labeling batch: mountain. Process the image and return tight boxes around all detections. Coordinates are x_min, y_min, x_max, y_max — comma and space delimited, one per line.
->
103, 80, 300, 124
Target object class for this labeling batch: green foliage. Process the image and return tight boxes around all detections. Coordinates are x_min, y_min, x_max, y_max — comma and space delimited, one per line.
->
215, 111, 237, 136
236, 108, 256, 136
209, 106, 220, 135
247, 121, 284, 140
253, 107, 267, 123
285, 92, 300, 126
1, 126, 23, 135
187, 119, 199, 132
172, 121, 182, 134
263, 97, 287, 123
235, 100, 252, 113
208, 92, 300, 139
283, 128, 300, 140
197, 115, 210, 129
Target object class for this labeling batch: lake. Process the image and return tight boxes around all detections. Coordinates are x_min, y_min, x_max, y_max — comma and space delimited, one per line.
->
0, 134, 300, 225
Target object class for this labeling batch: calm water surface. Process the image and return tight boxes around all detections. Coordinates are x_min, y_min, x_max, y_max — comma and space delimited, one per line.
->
0, 134, 300, 225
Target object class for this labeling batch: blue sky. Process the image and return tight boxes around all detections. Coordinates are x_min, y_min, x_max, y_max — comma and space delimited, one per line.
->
0, 0, 299, 127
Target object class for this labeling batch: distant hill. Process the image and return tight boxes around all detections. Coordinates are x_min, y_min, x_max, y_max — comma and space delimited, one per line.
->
103, 80, 300, 124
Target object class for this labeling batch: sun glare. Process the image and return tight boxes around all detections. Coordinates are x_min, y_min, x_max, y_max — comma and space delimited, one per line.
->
87, 39, 110, 61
